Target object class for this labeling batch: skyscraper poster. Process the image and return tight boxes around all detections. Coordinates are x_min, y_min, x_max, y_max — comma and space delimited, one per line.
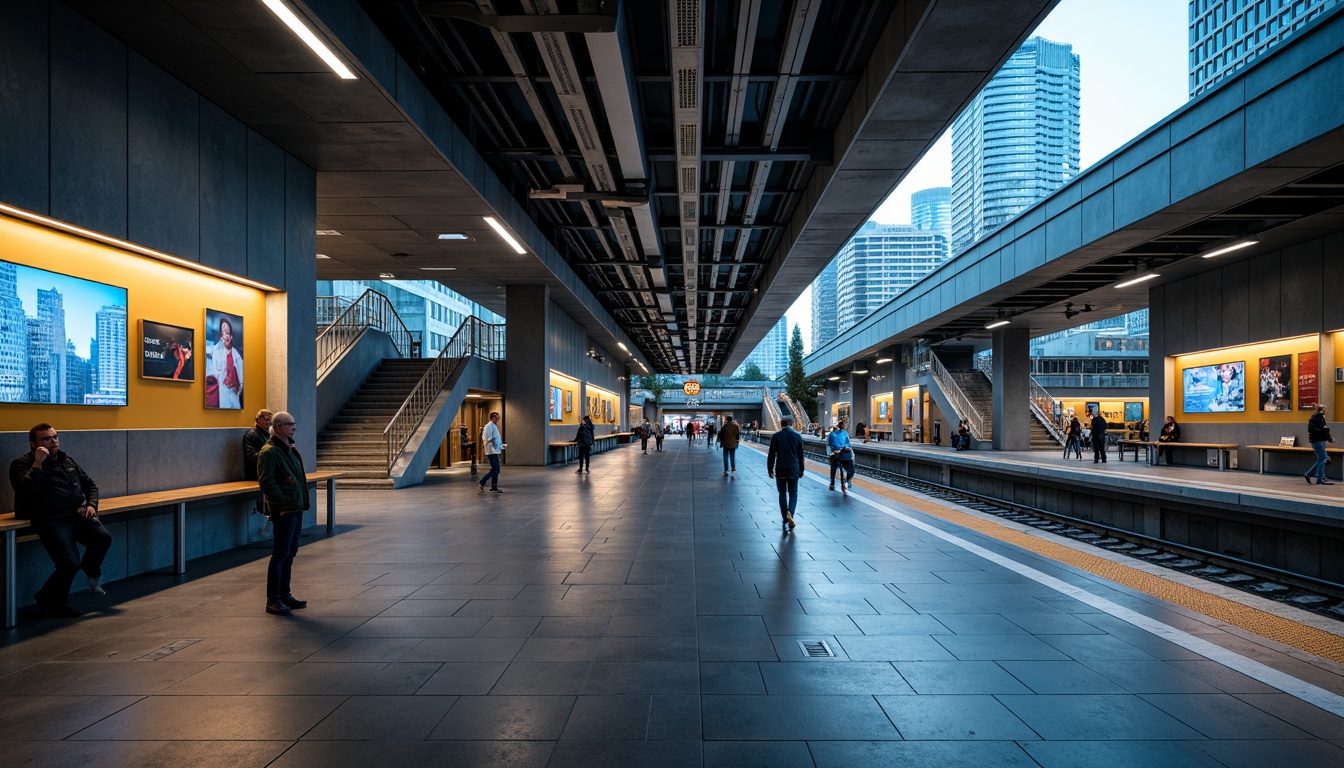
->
204, 309, 244, 409
0, 259, 128, 406
1298, 351, 1319, 410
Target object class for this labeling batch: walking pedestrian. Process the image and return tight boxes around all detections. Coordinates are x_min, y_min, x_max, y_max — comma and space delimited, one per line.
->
1305, 405, 1334, 485
720, 415, 740, 475
653, 421, 665, 451
479, 412, 504, 493
827, 419, 855, 494
767, 416, 805, 533
1063, 415, 1083, 460
574, 415, 595, 474
1090, 410, 1109, 463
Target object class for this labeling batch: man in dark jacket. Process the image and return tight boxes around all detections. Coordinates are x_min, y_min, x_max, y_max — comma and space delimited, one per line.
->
1305, 405, 1334, 485
9, 423, 112, 617
242, 409, 272, 481
257, 412, 309, 615
767, 416, 806, 533
720, 415, 741, 475
1090, 410, 1109, 463
574, 415, 595, 474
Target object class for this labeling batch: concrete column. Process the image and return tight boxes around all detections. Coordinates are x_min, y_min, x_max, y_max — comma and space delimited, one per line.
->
504, 285, 549, 465
991, 326, 1031, 451
825, 379, 841, 427
849, 370, 870, 435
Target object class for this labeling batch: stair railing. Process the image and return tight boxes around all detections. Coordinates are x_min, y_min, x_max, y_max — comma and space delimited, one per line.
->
761, 390, 783, 432
1028, 376, 1067, 444
779, 392, 811, 431
317, 289, 418, 380
384, 316, 505, 472
929, 351, 986, 439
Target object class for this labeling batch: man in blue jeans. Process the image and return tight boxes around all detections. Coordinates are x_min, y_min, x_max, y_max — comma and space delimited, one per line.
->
257, 412, 309, 616
719, 415, 741, 475
826, 419, 854, 494
767, 416, 805, 533
1305, 405, 1334, 485
479, 411, 504, 493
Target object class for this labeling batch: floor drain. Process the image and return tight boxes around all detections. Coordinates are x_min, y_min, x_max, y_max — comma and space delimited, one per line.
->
798, 640, 836, 658
136, 639, 200, 661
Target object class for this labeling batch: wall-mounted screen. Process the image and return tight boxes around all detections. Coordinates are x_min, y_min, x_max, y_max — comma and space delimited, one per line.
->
0, 259, 128, 406
550, 387, 563, 420
1182, 361, 1245, 413
1124, 401, 1144, 422
204, 309, 244, 409
878, 401, 889, 420
1258, 355, 1292, 411
141, 320, 194, 381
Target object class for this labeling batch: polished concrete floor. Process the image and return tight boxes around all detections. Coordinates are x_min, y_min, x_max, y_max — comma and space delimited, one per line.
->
2, 438, 1343, 767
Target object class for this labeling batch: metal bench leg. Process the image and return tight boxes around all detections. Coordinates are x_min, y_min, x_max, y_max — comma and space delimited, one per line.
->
174, 502, 187, 575
326, 477, 336, 532
4, 529, 15, 629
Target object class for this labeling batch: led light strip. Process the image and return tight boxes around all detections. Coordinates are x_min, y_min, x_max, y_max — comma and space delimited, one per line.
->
260, 0, 357, 80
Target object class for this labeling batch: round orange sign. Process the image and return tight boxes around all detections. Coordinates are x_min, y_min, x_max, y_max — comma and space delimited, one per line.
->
683, 379, 701, 396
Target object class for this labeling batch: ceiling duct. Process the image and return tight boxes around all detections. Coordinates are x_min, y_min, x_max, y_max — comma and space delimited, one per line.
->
669, 0, 703, 371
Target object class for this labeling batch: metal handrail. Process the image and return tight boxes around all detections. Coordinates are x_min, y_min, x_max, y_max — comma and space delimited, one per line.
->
928, 351, 986, 439
316, 290, 417, 379
384, 316, 505, 472
780, 392, 811, 431
761, 391, 783, 432
316, 295, 354, 326
1029, 376, 1067, 445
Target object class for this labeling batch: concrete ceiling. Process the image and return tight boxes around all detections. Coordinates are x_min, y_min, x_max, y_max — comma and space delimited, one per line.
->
69, 0, 1059, 372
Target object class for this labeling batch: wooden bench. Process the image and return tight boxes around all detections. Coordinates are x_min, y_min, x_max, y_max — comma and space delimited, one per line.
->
1115, 439, 1149, 462
1115, 441, 1239, 470
549, 434, 626, 465
1247, 444, 1344, 478
2, 470, 341, 629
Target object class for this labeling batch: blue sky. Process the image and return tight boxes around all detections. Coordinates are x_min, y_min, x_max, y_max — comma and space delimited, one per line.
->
14, 262, 127, 359
784, 0, 1190, 352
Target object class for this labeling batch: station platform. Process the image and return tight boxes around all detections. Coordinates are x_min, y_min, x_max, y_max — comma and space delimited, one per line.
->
2, 439, 1343, 767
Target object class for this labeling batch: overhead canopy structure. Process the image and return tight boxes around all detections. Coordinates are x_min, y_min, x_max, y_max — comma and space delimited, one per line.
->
69, 0, 1058, 373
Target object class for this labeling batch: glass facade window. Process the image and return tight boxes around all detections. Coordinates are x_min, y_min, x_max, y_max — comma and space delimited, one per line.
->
1189, 0, 1341, 97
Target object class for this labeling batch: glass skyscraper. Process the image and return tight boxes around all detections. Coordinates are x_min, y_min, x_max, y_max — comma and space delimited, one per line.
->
951, 37, 1080, 255
835, 222, 950, 334
736, 315, 789, 380
911, 187, 951, 234
810, 261, 838, 351
1189, 0, 1342, 97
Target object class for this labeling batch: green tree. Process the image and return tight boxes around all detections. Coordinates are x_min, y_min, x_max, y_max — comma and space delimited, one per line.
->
785, 324, 819, 418
637, 374, 667, 404
734, 362, 766, 381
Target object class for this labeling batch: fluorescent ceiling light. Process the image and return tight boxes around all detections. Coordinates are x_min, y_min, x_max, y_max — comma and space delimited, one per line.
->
827, 375, 841, 381
483, 216, 527, 254
617, 342, 629, 353
316, 229, 342, 236
261, 0, 358, 80
437, 233, 469, 241
1200, 238, 1258, 259
315, 253, 330, 259
379, 272, 395, 279
853, 368, 869, 375
1115, 272, 1160, 289
875, 357, 892, 364
419, 267, 457, 271
985, 319, 1011, 329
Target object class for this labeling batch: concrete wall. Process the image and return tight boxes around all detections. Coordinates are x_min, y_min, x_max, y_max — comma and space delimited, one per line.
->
316, 329, 399, 434
0, 1, 317, 601
546, 301, 628, 444
1150, 230, 1344, 469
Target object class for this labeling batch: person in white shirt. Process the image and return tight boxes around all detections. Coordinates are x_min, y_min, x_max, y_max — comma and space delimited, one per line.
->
478, 412, 504, 493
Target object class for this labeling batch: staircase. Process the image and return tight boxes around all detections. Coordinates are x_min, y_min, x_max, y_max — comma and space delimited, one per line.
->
317, 358, 436, 488
1029, 415, 1060, 450
949, 371, 994, 440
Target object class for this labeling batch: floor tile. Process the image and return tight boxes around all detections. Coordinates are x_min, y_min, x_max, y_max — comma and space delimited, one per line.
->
301, 694, 458, 740
70, 695, 345, 741
876, 693, 1040, 740
997, 694, 1207, 740
701, 695, 900, 740
427, 695, 574, 740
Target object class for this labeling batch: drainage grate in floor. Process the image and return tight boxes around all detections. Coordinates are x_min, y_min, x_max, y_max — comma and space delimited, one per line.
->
136, 639, 200, 661
798, 640, 836, 658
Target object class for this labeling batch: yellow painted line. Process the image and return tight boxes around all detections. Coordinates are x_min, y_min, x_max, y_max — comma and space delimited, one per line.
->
746, 443, 1344, 664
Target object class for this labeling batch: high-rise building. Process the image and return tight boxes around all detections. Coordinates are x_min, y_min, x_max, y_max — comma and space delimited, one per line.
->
911, 187, 951, 234
35, 288, 67, 402
811, 261, 838, 351
736, 315, 789, 380
835, 222, 950, 333
951, 37, 1080, 255
94, 304, 127, 398
1189, 0, 1341, 98
0, 263, 28, 401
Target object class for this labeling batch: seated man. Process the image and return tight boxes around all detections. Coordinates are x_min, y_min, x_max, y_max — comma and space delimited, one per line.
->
9, 424, 112, 617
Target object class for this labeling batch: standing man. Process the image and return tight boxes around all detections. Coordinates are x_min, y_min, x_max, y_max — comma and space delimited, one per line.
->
653, 421, 665, 452
243, 409, 272, 518
720, 415, 741, 476
826, 419, 854, 494
639, 418, 651, 454
1090, 409, 1109, 464
1305, 405, 1334, 485
10, 424, 112, 617
574, 415, 595, 474
767, 415, 805, 533
705, 418, 717, 448
257, 412, 308, 615
479, 411, 504, 493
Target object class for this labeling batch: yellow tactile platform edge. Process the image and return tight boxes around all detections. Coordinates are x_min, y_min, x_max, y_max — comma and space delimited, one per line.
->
790, 453, 1344, 663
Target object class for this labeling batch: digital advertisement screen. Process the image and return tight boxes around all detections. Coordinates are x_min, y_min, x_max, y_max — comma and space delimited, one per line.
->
1183, 361, 1245, 413
0, 259, 128, 406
